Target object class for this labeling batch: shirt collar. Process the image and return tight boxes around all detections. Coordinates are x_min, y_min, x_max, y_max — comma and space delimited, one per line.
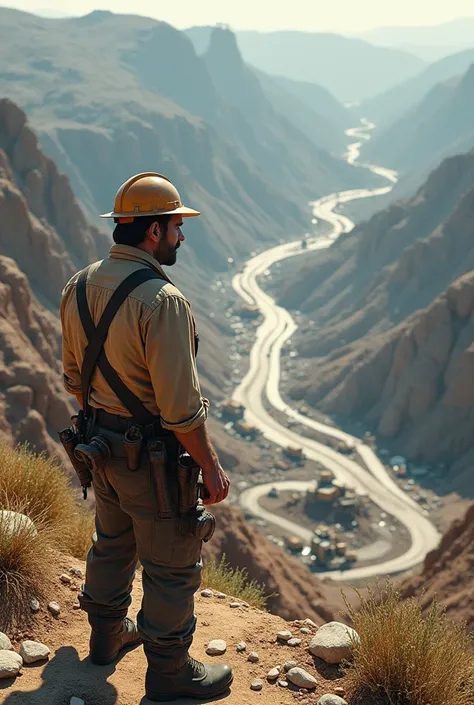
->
109, 245, 174, 284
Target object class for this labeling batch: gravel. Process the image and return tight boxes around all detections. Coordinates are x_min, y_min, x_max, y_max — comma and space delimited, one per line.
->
247, 651, 259, 663
250, 679, 263, 691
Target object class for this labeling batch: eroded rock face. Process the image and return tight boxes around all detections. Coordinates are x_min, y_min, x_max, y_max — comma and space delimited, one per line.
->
0, 99, 108, 462
401, 502, 474, 632
203, 503, 344, 625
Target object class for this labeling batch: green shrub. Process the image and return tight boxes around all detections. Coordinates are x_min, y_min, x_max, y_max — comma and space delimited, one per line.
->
341, 579, 474, 705
202, 554, 267, 610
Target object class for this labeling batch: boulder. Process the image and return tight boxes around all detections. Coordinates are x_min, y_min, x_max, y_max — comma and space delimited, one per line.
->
309, 622, 359, 664
0, 650, 23, 678
0, 511, 36, 539
286, 667, 317, 689
19, 640, 50, 664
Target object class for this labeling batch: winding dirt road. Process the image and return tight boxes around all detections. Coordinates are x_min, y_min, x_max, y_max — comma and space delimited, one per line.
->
231, 120, 440, 581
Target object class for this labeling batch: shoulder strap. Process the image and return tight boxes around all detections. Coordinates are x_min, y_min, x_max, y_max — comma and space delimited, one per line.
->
77, 266, 162, 425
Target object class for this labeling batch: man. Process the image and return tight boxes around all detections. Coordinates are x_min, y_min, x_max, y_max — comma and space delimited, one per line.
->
60, 173, 233, 702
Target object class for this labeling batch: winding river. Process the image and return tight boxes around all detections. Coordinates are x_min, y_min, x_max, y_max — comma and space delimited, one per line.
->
231, 120, 440, 581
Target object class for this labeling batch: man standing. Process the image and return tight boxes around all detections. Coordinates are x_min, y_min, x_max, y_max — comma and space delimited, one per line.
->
60, 173, 233, 701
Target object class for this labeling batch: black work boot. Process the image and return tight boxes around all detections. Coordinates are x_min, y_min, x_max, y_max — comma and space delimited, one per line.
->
145, 648, 233, 702
89, 616, 142, 665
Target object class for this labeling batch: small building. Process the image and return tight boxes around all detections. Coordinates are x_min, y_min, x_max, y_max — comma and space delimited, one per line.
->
286, 536, 304, 553
317, 487, 338, 503
220, 400, 245, 420
234, 420, 258, 438
319, 469, 334, 485
283, 446, 304, 461
336, 542, 347, 556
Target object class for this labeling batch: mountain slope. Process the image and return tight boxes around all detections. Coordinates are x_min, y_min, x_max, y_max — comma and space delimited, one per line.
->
234, 30, 426, 102
276, 150, 474, 491
366, 62, 474, 176
0, 9, 364, 282
0, 98, 108, 457
363, 47, 474, 126
401, 502, 474, 630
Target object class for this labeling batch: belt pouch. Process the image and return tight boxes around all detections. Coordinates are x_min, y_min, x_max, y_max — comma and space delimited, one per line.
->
177, 451, 200, 515
58, 427, 93, 498
147, 438, 174, 518
123, 425, 143, 471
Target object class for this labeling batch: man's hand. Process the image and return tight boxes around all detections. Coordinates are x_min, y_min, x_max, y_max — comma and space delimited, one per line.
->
201, 463, 230, 505
174, 421, 231, 505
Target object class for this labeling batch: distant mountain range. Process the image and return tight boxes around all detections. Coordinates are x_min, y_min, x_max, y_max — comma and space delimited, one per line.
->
363, 47, 474, 126
357, 18, 474, 62
187, 26, 426, 103
277, 149, 474, 494
363, 58, 474, 214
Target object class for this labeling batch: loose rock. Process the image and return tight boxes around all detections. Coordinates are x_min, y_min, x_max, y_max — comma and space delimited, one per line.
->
247, 651, 259, 663
278, 680, 288, 688
70, 699, 85, 705
0, 634, 12, 651
277, 630, 292, 642
70, 568, 83, 579
48, 602, 61, 618
318, 695, 348, 705
236, 641, 247, 652
286, 667, 317, 690
250, 679, 263, 691
288, 638, 302, 647
206, 639, 226, 656
309, 622, 359, 664
73, 603, 81, 610
201, 589, 213, 598
300, 627, 311, 635
0, 511, 37, 539
334, 687, 346, 696
60, 573, 72, 585
267, 667, 280, 681
229, 602, 242, 608
216, 592, 226, 599
283, 660, 297, 672
303, 619, 318, 629
20, 640, 50, 664
30, 599, 40, 613
0, 651, 23, 679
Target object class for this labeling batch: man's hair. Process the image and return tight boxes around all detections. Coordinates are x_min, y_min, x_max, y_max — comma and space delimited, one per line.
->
113, 215, 170, 246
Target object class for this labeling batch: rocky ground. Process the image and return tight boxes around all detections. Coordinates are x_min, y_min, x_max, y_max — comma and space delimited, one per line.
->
0, 554, 357, 705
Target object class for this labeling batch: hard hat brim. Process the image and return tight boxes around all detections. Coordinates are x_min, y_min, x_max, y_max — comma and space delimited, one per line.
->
100, 206, 201, 219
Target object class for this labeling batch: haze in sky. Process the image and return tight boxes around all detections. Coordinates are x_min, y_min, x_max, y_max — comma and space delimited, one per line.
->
7, 0, 474, 32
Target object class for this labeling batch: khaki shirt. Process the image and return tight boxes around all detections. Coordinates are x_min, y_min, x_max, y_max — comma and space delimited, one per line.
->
60, 244, 208, 434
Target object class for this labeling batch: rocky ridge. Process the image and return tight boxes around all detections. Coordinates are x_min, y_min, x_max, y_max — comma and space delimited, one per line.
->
0, 553, 356, 704
0, 98, 108, 457
401, 502, 474, 631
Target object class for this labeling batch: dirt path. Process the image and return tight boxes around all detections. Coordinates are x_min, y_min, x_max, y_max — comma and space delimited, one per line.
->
0, 556, 348, 705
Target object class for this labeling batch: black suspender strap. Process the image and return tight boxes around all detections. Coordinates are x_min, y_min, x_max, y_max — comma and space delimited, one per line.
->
76, 266, 162, 426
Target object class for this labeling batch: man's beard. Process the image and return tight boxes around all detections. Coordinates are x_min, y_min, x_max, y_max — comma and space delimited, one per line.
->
154, 241, 179, 267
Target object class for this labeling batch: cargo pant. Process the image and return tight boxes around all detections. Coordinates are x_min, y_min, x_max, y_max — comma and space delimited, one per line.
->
79, 425, 203, 652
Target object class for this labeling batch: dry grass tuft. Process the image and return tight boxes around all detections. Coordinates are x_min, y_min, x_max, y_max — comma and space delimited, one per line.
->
202, 554, 267, 610
342, 579, 474, 705
0, 503, 55, 631
0, 441, 93, 559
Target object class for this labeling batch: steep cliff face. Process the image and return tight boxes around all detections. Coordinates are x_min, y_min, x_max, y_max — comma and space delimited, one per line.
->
0, 99, 108, 456
289, 270, 474, 491
278, 151, 474, 491
401, 503, 474, 631
203, 503, 344, 624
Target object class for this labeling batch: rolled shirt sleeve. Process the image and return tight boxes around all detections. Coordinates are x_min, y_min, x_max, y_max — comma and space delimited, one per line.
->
60, 289, 83, 396
144, 294, 208, 433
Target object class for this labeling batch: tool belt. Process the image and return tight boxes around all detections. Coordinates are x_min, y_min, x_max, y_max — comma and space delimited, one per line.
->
58, 264, 205, 531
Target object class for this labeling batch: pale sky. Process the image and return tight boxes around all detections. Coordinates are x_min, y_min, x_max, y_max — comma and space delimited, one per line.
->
6, 0, 474, 32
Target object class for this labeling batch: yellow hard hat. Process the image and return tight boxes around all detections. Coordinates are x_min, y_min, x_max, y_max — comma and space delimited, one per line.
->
100, 172, 200, 223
